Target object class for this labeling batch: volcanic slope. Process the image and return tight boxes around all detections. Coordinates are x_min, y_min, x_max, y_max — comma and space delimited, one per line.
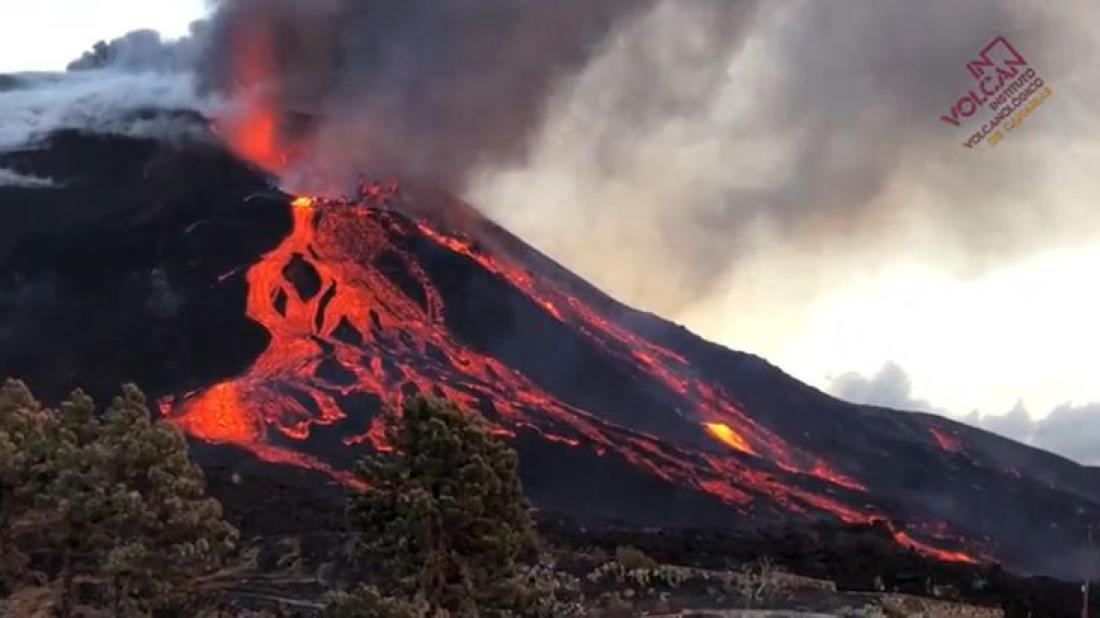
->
1, 128, 1097, 577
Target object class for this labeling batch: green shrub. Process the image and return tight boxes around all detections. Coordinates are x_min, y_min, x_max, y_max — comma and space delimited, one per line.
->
0, 379, 237, 616
323, 585, 431, 618
614, 546, 658, 571
336, 396, 541, 616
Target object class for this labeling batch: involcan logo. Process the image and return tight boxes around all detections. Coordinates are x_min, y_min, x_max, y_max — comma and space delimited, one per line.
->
940, 35, 1053, 148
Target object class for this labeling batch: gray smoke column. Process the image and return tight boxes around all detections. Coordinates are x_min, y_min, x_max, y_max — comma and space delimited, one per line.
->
469, 0, 1100, 319
68, 26, 207, 73
197, 0, 653, 191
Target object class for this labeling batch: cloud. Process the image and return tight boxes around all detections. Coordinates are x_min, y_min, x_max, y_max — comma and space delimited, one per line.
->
0, 168, 54, 188
968, 402, 1100, 465
67, 25, 207, 73
963, 401, 1034, 444
1028, 403, 1100, 465
828, 362, 946, 415
833, 363, 1100, 465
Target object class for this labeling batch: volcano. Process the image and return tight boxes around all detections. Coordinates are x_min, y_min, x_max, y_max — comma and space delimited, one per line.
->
1, 125, 1098, 579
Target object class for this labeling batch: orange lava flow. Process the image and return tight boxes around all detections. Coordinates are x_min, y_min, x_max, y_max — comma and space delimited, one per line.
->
893, 529, 977, 563
704, 422, 753, 454
413, 222, 864, 492
169, 381, 257, 443
162, 191, 974, 564
930, 427, 964, 453
214, 11, 292, 174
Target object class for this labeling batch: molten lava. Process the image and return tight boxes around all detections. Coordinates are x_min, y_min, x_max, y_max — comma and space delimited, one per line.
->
214, 10, 293, 174
162, 188, 976, 564
930, 427, 964, 453
704, 422, 753, 454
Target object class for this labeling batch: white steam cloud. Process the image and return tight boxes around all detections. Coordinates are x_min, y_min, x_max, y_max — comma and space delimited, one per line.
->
0, 167, 54, 188
0, 25, 218, 161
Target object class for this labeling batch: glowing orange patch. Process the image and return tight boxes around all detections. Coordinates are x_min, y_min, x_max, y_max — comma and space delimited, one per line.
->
172, 382, 258, 443
930, 427, 964, 453
703, 422, 753, 454
892, 530, 976, 563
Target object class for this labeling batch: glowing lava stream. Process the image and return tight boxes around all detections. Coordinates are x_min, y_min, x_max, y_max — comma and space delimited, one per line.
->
162, 194, 975, 564
930, 427, 964, 453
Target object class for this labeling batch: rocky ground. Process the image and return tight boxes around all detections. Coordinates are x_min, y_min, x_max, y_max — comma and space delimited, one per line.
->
171, 530, 1012, 617
153, 442, 1091, 617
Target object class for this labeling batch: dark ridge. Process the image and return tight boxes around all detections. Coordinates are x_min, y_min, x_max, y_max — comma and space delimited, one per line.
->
282, 253, 322, 301
272, 287, 288, 317
372, 248, 429, 311
331, 316, 363, 346
0, 130, 285, 402
315, 282, 337, 332
315, 358, 357, 386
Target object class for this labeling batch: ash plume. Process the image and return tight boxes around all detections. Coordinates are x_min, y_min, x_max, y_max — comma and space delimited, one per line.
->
470, 1, 1100, 319
197, 0, 655, 191
67, 25, 208, 73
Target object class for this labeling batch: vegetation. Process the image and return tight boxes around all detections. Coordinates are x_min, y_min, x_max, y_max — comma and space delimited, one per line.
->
0, 379, 237, 616
329, 396, 547, 616
612, 546, 657, 571
1, 384, 1081, 616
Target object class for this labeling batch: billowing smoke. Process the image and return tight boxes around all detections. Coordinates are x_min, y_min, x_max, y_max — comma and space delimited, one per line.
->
0, 68, 215, 184
0, 20, 220, 176
196, 0, 655, 191
67, 25, 208, 73
15, 1, 1100, 301
469, 1, 1100, 320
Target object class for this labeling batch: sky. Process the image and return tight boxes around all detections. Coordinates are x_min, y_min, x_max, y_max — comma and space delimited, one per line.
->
2, 0, 1099, 462
0, 0, 207, 73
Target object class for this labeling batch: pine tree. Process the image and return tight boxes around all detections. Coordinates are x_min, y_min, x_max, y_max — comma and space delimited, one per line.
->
340, 396, 538, 616
0, 380, 50, 589
92, 385, 239, 613
43, 387, 112, 616
0, 380, 238, 615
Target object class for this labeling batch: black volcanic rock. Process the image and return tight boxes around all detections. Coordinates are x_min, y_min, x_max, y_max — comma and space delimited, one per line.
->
0, 128, 287, 400
1, 129, 1098, 580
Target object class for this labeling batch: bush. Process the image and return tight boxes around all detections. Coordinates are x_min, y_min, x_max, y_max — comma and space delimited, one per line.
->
335, 396, 541, 616
0, 379, 238, 616
323, 585, 431, 618
614, 546, 658, 571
